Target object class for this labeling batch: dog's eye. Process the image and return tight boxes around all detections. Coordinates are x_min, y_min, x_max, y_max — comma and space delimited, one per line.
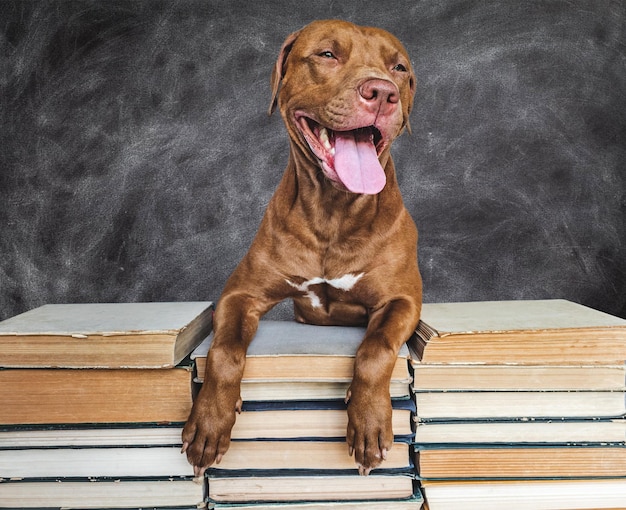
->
318, 51, 336, 59
393, 63, 408, 72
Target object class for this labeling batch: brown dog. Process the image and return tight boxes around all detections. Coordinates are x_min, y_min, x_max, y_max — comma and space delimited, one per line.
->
182, 19, 422, 476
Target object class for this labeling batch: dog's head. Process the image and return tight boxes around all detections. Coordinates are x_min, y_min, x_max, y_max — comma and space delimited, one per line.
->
269, 20, 416, 195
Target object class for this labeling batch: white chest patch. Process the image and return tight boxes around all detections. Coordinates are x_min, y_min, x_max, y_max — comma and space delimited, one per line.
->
286, 273, 365, 309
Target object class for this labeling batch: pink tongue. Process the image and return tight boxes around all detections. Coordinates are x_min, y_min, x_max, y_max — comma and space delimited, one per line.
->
333, 129, 386, 194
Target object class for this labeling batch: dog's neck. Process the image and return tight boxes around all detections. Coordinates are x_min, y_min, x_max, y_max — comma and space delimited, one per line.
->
270, 141, 405, 243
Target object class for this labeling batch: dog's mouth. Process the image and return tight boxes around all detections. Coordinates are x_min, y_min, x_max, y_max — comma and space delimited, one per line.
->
295, 115, 387, 195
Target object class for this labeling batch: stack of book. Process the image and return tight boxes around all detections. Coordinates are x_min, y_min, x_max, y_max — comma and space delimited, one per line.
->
192, 320, 424, 509
409, 299, 626, 509
0, 301, 214, 509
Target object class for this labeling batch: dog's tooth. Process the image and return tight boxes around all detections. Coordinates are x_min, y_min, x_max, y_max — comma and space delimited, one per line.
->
319, 127, 333, 151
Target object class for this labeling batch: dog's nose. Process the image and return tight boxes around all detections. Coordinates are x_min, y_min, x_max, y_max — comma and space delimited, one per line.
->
358, 78, 400, 106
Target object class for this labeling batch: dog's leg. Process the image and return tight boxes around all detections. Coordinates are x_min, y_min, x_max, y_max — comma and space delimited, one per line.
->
345, 297, 420, 475
181, 289, 272, 476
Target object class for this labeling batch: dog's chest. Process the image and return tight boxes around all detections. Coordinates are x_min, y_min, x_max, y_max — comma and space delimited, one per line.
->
285, 273, 364, 310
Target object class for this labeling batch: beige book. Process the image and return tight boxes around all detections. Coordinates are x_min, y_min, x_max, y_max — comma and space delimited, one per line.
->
0, 478, 204, 508
414, 420, 626, 445
414, 390, 626, 420
420, 479, 626, 510
411, 362, 626, 391
207, 473, 416, 503
212, 440, 411, 471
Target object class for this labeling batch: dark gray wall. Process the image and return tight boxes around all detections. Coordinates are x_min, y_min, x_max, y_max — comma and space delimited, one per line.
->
1, 0, 625, 321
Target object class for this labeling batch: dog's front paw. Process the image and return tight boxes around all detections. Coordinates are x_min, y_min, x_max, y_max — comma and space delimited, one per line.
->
181, 392, 242, 477
345, 386, 393, 475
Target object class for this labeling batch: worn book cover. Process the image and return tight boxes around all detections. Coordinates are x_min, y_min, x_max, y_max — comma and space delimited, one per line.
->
415, 442, 626, 480
412, 299, 626, 363
206, 471, 417, 504
0, 301, 214, 368
193, 319, 411, 382
0, 365, 194, 425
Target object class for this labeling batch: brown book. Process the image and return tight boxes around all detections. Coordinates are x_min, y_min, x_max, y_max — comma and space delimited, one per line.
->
415, 443, 626, 480
411, 300, 626, 364
193, 320, 411, 399
0, 302, 214, 368
0, 366, 193, 425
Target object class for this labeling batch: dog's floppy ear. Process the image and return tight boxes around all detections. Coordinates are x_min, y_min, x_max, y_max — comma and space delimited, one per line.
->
268, 29, 301, 116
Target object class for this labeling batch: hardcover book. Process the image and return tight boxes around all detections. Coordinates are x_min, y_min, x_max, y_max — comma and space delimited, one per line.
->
412, 299, 626, 364
193, 320, 411, 379
0, 365, 194, 425
206, 471, 416, 504
415, 442, 626, 480
420, 479, 626, 510
0, 301, 214, 368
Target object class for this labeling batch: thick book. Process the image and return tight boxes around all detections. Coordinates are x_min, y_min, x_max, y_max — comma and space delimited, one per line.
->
420, 479, 626, 510
0, 424, 184, 448
231, 399, 415, 440
207, 472, 416, 504
0, 301, 214, 368
413, 390, 626, 421
414, 419, 626, 445
0, 477, 205, 508
208, 440, 411, 472
0, 400, 414, 444
207, 494, 423, 509
0, 365, 193, 425
411, 299, 626, 364
192, 321, 411, 399
0, 446, 193, 478
215, 378, 411, 401
410, 362, 626, 391
415, 442, 626, 480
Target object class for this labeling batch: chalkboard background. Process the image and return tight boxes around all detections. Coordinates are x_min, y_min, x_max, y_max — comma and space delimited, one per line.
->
1, 0, 625, 322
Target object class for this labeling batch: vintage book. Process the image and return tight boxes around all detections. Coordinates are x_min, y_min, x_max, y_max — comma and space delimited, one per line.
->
231, 399, 414, 439
411, 362, 626, 391
414, 419, 626, 445
209, 440, 411, 471
413, 390, 626, 420
420, 479, 626, 510
0, 399, 413, 443
0, 301, 214, 368
207, 472, 416, 503
0, 365, 193, 425
207, 493, 423, 509
0, 446, 193, 478
222, 378, 411, 400
411, 299, 626, 364
0, 477, 205, 508
0, 424, 184, 448
415, 442, 626, 480
193, 321, 411, 399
